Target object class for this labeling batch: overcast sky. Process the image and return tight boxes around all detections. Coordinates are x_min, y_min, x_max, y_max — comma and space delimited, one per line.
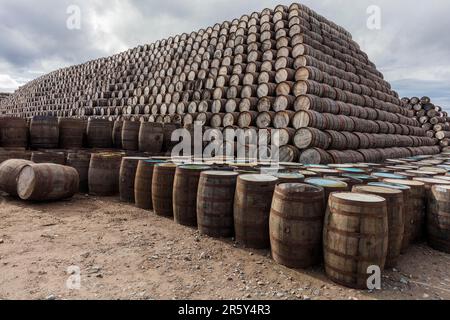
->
1, 0, 449, 110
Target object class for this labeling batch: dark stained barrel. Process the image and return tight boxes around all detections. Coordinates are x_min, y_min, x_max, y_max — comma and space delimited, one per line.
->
197, 171, 239, 238
0, 117, 28, 149
0, 150, 31, 164
305, 178, 349, 207
30, 116, 59, 149
152, 163, 177, 217
139, 122, 164, 154
31, 151, 66, 165
58, 118, 86, 149
119, 157, 148, 203
324, 192, 388, 289
234, 174, 279, 249
122, 120, 141, 151
270, 183, 325, 268
352, 185, 404, 268
66, 152, 91, 193
0, 159, 33, 196
273, 172, 305, 184
173, 165, 211, 227
134, 160, 165, 210
88, 153, 122, 196
428, 185, 450, 253
17, 163, 79, 201
112, 120, 123, 149
86, 119, 113, 148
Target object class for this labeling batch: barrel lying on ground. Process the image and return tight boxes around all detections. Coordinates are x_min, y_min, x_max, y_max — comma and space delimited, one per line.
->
270, 183, 325, 268
323, 192, 389, 289
234, 174, 279, 249
0, 159, 33, 196
17, 163, 79, 201
197, 171, 239, 238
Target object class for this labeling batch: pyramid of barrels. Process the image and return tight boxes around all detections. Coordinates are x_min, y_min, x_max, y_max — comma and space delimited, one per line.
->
0, 3, 441, 164
402, 96, 450, 149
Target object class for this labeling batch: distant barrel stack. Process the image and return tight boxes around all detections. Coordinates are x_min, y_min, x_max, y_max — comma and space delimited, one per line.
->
0, 3, 443, 163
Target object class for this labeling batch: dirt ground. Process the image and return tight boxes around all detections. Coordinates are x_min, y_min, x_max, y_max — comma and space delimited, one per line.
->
0, 193, 449, 300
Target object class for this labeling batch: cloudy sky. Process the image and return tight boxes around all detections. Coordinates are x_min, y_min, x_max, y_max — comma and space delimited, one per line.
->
1, 0, 449, 110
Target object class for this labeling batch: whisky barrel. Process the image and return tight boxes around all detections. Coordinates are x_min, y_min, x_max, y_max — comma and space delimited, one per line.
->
0, 150, 31, 164
134, 159, 165, 210
0, 159, 33, 196
197, 171, 239, 238
86, 119, 112, 148
122, 120, 141, 151
299, 148, 333, 164
31, 151, 66, 165
294, 127, 330, 150
119, 157, 148, 203
324, 193, 388, 289
372, 172, 407, 181
163, 123, 181, 152
88, 153, 122, 196
0, 118, 28, 149
270, 183, 325, 268
428, 185, 450, 253
152, 163, 177, 217
305, 178, 349, 207
58, 118, 86, 149
139, 122, 164, 154
173, 165, 211, 227
352, 185, 404, 268
17, 163, 79, 201
30, 116, 59, 149
112, 120, 123, 149
66, 152, 91, 193
278, 145, 300, 162
272, 172, 305, 184
234, 174, 279, 249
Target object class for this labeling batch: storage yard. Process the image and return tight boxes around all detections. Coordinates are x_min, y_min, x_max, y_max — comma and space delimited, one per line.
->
1, 2, 450, 301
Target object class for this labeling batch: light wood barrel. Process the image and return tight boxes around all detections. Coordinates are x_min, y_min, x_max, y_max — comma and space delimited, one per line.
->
197, 171, 239, 238
120, 157, 148, 203
134, 160, 164, 210
324, 192, 388, 289
88, 153, 122, 196
234, 174, 279, 249
270, 183, 325, 268
173, 165, 211, 227
0, 159, 33, 196
428, 185, 450, 253
152, 163, 177, 217
17, 163, 79, 201
352, 185, 404, 268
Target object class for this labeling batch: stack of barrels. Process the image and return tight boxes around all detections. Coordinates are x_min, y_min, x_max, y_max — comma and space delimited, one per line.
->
402, 96, 450, 149
0, 3, 442, 163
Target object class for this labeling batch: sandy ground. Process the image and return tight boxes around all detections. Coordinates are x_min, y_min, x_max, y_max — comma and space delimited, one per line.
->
0, 193, 449, 301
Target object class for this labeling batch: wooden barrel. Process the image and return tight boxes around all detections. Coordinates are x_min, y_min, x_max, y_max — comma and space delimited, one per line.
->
368, 182, 413, 253
88, 153, 122, 196
173, 165, 211, 227
270, 183, 325, 268
383, 178, 426, 242
234, 174, 279, 249
66, 152, 91, 193
112, 120, 123, 149
0, 118, 28, 149
86, 119, 112, 148
323, 192, 388, 289
139, 122, 164, 154
372, 172, 407, 181
299, 148, 333, 164
152, 163, 177, 217
17, 163, 79, 201
273, 173, 305, 184
305, 178, 349, 207
58, 118, 86, 149
134, 159, 165, 210
122, 120, 141, 151
428, 185, 450, 253
119, 157, 148, 203
30, 116, 59, 149
197, 171, 239, 238
31, 151, 66, 165
352, 185, 404, 268
294, 127, 330, 150
0, 159, 33, 196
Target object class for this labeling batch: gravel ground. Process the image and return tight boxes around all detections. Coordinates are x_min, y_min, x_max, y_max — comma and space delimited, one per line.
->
0, 194, 449, 300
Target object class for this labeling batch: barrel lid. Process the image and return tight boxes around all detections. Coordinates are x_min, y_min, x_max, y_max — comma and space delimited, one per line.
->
336, 167, 366, 173
178, 165, 211, 170
309, 168, 340, 174
328, 164, 354, 168
419, 167, 447, 174
123, 157, 149, 161
437, 165, 450, 171
239, 174, 279, 183
202, 170, 239, 177
298, 170, 318, 176
333, 192, 386, 203
156, 163, 177, 168
368, 182, 411, 191
303, 164, 329, 169
383, 179, 425, 187
354, 185, 402, 195
431, 176, 450, 181
17, 165, 35, 200
342, 174, 373, 181
372, 172, 406, 179
305, 178, 348, 188
276, 183, 323, 195
274, 173, 305, 179
413, 178, 450, 185
406, 170, 438, 176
